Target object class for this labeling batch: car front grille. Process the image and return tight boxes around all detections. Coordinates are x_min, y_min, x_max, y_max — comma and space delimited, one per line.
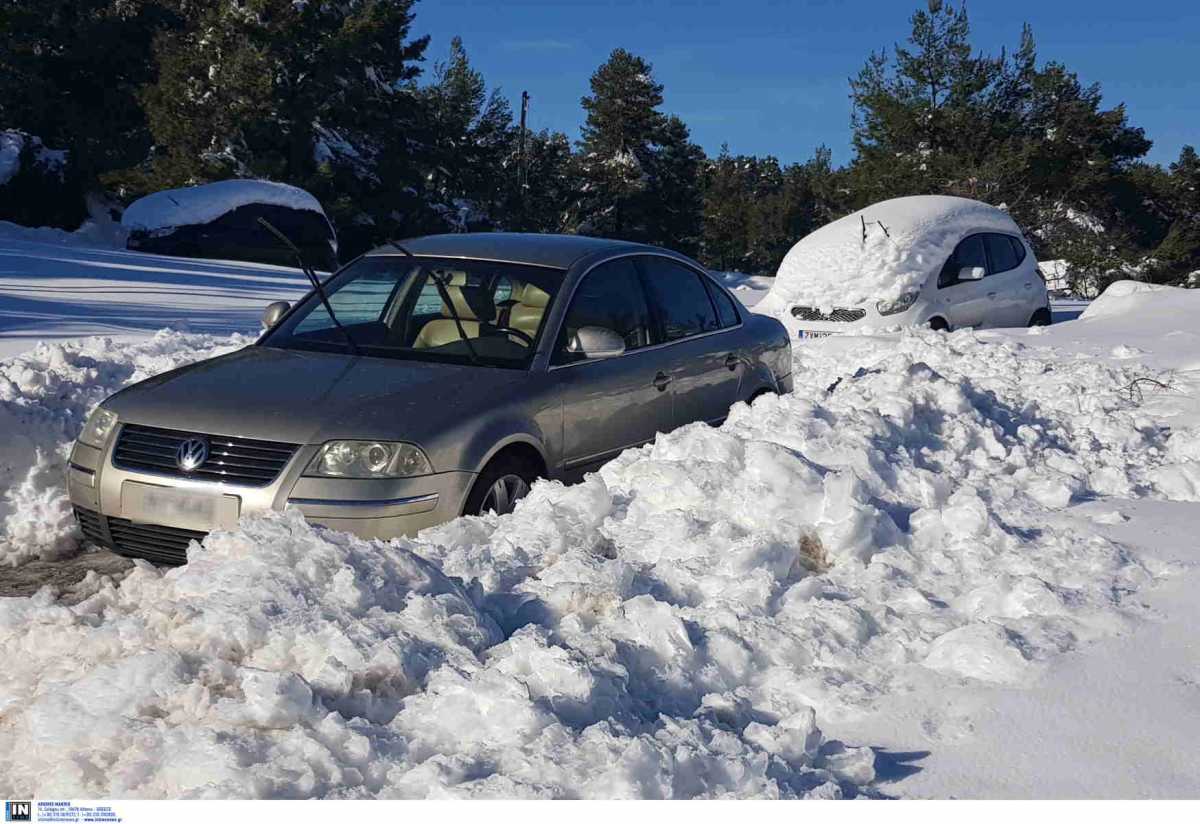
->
74, 506, 204, 566
75, 506, 106, 545
791, 306, 867, 323
113, 423, 299, 487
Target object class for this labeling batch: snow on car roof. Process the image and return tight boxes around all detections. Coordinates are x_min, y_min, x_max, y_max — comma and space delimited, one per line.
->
759, 195, 1022, 315
121, 179, 328, 232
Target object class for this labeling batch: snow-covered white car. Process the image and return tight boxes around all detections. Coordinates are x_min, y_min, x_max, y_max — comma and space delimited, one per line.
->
756, 195, 1051, 338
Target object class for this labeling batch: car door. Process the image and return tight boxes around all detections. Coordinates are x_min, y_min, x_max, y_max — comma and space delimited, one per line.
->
983, 233, 1028, 327
551, 257, 674, 480
936, 234, 992, 329
635, 255, 743, 427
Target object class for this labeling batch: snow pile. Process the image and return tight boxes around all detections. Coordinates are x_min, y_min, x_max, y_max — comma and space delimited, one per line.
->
121, 180, 327, 233
2, 285, 1199, 798
0, 332, 252, 565
0, 130, 67, 187
758, 196, 1021, 315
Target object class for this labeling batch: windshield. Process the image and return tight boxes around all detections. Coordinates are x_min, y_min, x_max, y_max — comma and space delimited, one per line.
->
261, 255, 562, 368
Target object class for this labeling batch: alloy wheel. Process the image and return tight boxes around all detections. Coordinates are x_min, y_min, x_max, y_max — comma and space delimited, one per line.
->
481, 473, 530, 515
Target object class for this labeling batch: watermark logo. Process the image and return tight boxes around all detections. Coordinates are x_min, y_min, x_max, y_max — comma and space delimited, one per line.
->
4, 801, 31, 822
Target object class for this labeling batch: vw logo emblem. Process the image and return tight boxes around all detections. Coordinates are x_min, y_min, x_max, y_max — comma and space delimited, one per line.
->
176, 437, 209, 472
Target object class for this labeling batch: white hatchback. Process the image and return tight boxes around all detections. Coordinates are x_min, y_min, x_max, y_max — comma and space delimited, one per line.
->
756, 196, 1051, 338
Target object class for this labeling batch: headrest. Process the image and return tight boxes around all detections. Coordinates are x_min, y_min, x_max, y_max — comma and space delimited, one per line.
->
433, 270, 493, 323
517, 282, 551, 308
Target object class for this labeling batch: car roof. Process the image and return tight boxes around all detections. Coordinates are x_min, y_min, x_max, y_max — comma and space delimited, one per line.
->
364, 232, 661, 271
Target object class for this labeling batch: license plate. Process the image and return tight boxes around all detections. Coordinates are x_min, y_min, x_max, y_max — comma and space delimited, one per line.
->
121, 482, 238, 531
799, 330, 834, 340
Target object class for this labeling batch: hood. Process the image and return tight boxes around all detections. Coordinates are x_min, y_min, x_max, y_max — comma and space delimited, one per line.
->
104, 345, 527, 447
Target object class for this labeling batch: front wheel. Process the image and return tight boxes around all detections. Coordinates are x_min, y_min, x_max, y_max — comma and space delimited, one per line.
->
928, 316, 949, 332
1028, 308, 1051, 327
463, 456, 537, 516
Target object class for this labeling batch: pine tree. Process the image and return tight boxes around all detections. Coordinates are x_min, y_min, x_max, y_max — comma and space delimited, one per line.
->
570, 49, 704, 250
134, 0, 430, 254
421, 37, 514, 230
572, 49, 664, 240
648, 115, 706, 256
0, 0, 180, 222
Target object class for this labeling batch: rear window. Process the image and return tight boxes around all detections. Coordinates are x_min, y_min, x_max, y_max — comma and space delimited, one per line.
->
638, 257, 721, 341
986, 234, 1020, 274
706, 280, 742, 328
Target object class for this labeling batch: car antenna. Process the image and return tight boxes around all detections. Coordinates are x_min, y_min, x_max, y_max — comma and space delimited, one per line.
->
385, 239, 480, 366
257, 217, 360, 355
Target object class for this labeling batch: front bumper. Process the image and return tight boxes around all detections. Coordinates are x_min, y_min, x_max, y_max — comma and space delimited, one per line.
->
67, 434, 475, 564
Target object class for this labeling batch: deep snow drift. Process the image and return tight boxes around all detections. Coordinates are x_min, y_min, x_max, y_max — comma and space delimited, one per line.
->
756, 195, 1023, 315
1, 283, 1199, 798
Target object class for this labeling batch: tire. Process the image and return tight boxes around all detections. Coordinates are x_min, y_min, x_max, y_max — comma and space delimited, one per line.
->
463, 454, 538, 516
1028, 308, 1052, 327
928, 316, 949, 332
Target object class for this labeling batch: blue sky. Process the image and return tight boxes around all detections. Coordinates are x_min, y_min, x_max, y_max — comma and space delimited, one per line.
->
412, 0, 1197, 168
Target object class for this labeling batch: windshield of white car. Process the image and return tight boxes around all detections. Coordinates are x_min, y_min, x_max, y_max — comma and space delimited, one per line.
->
260, 255, 562, 368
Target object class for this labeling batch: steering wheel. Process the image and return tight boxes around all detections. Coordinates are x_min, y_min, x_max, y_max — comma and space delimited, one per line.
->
487, 325, 535, 347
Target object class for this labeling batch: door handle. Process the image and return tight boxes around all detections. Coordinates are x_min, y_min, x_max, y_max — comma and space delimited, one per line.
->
987, 292, 997, 299
652, 372, 672, 391
723, 353, 739, 371
1024, 282, 1033, 289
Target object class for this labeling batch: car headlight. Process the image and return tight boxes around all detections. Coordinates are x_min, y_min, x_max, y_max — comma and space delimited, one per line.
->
305, 440, 432, 478
876, 291, 919, 316
79, 407, 118, 448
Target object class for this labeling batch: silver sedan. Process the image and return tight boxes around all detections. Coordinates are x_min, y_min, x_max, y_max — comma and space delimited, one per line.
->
68, 233, 792, 563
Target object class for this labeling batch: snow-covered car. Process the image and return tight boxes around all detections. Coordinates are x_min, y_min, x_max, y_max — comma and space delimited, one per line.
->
756, 195, 1051, 338
67, 233, 792, 564
122, 179, 339, 271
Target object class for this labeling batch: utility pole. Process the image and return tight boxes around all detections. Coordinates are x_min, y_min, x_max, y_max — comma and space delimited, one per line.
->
518, 91, 530, 191
516, 90, 530, 224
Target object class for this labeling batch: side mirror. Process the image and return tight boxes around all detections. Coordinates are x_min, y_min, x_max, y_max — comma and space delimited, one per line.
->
567, 326, 626, 359
959, 266, 986, 281
261, 301, 291, 329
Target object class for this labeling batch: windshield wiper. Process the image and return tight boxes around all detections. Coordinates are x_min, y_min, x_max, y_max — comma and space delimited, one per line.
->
259, 218, 360, 356
386, 240, 481, 366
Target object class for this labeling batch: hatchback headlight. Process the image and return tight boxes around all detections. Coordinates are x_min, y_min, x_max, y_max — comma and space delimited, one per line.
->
305, 440, 432, 478
79, 407, 118, 448
876, 291, 919, 316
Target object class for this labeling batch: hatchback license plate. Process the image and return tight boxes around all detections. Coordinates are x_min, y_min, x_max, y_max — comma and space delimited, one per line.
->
799, 330, 834, 339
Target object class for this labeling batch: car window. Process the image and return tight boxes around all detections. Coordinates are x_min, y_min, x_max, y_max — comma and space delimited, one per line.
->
938, 234, 989, 288
265, 256, 560, 368
986, 234, 1020, 274
294, 264, 399, 330
638, 257, 721, 341
706, 278, 741, 328
1008, 236, 1027, 266
553, 258, 654, 365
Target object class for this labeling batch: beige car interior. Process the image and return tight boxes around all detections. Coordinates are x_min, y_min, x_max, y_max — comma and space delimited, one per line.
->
413, 271, 551, 349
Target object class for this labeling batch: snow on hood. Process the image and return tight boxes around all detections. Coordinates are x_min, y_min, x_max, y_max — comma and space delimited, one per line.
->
2, 292, 1199, 796
759, 196, 1022, 316
121, 179, 328, 232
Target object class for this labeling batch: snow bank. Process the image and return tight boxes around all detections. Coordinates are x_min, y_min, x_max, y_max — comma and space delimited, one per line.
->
0, 332, 252, 565
2, 280, 1199, 798
121, 180, 327, 232
758, 196, 1021, 315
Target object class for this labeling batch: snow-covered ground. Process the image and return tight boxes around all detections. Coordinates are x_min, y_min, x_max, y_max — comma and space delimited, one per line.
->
0, 232, 307, 358
1, 235, 1199, 799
